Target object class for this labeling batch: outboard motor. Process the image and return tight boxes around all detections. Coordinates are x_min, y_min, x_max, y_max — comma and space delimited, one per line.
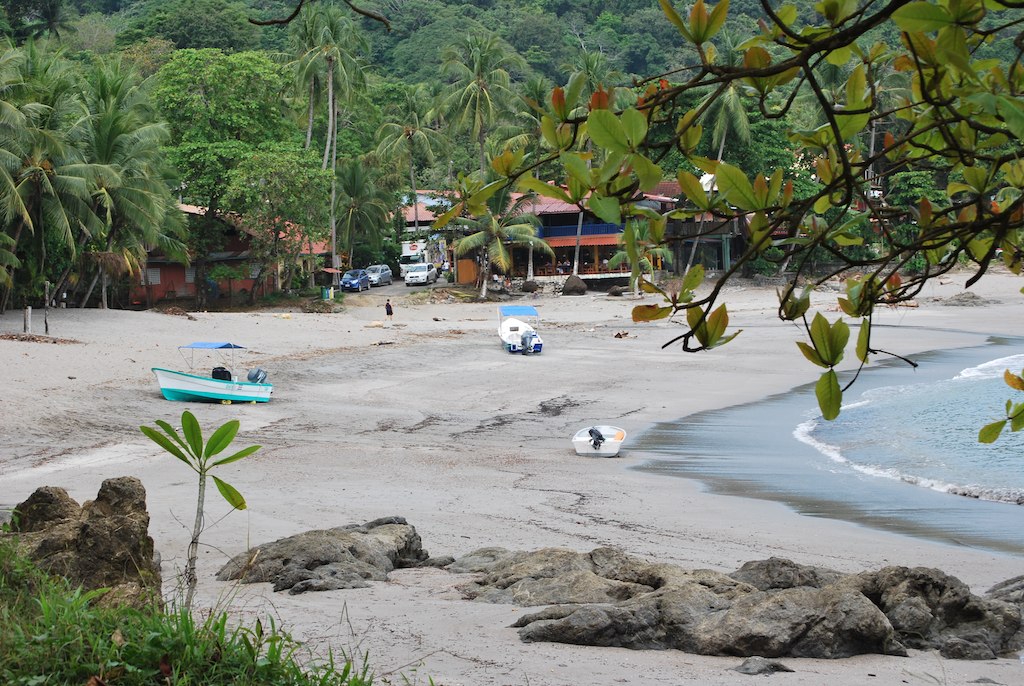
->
520, 330, 534, 354
588, 428, 605, 449
247, 367, 268, 384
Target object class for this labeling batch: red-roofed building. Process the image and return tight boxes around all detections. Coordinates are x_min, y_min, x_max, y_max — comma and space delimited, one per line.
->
131, 204, 329, 307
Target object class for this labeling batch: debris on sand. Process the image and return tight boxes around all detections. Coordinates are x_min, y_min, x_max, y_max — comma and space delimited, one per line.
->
0, 333, 81, 345
614, 330, 631, 338
942, 291, 989, 307
154, 306, 197, 320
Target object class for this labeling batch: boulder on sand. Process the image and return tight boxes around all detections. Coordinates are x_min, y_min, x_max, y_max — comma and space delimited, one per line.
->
217, 516, 452, 594
561, 274, 587, 295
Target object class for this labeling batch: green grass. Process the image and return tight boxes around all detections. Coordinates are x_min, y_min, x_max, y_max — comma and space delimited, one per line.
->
0, 541, 372, 685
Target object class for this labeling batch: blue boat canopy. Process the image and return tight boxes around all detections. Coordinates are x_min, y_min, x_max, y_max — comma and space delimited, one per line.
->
498, 305, 539, 318
179, 342, 246, 349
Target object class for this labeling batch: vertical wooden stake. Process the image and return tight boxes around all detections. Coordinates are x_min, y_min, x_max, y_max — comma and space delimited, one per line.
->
44, 281, 50, 335
23, 306, 31, 334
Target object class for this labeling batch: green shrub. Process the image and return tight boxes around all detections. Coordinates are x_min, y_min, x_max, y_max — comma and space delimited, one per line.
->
0, 541, 373, 685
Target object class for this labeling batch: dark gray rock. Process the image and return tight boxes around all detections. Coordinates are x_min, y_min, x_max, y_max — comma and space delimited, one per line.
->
462, 547, 1020, 660
561, 274, 587, 295
730, 557, 847, 590
607, 285, 626, 297
521, 280, 540, 293
216, 516, 436, 595
3, 477, 161, 609
11, 486, 80, 532
732, 657, 795, 674
848, 566, 1022, 658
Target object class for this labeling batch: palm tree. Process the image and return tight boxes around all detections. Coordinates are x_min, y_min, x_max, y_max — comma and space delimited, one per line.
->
441, 34, 524, 175
293, 2, 366, 282
608, 219, 674, 297
0, 41, 100, 312
73, 58, 185, 308
453, 186, 553, 298
376, 85, 447, 235
334, 158, 391, 269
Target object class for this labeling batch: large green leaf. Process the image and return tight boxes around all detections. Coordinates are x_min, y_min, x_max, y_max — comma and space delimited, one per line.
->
996, 96, 1024, 140
518, 176, 572, 203
620, 108, 648, 148
588, 195, 622, 224
892, 2, 954, 32
715, 163, 758, 210
181, 411, 203, 460
140, 426, 193, 467
632, 304, 673, 321
204, 420, 240, 458
677, 171, 709, 208
562, 153, 593, 187
587, 109, 629, 153
816, 370, 842, 420
211, 444, 261, 468
796, 341, 825, 367
155, 420, 189, 452
856, 319, 870, 363
211, 475, 247, 510
978, 420, 1006, 444
630, 154, 663, 191
682, 264, 705, 291
659, 0, 694, 40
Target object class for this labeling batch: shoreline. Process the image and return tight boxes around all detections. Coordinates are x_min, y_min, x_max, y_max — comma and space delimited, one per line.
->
3, 274, 1024, 684
632, 335, 1024, 557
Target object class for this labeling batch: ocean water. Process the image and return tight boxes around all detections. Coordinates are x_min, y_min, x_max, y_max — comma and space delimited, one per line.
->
633, 337, 1024, 556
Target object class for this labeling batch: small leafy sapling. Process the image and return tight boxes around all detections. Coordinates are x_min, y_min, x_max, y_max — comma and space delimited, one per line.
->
141, 411, 260, 610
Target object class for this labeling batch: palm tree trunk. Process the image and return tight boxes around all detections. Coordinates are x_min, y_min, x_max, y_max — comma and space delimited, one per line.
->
478, 127, 487, 176
479, 254, 489, 299
527, 241, 534, 280
79, 270, 100, 308
322, 57, 335, 171
572, 210, 584, 275
305, 82, 315, 150
410, 162, 420, 231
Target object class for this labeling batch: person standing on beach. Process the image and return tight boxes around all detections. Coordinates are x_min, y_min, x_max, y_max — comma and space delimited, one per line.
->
385, 299, 394, 321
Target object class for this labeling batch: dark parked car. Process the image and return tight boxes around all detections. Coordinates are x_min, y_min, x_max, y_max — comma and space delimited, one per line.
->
341, 269, 370, 291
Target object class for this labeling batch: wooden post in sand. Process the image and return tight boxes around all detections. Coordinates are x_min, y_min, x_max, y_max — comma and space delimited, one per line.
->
44, 281, 50, 335
23, 305, 31, 334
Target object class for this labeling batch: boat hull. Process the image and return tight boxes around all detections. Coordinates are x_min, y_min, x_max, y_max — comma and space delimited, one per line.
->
152, 368, 272, 403
499, 317, 543, 353
572, 425, 626, 457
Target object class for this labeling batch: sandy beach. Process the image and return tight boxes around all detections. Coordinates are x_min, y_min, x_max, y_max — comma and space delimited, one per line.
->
3, 272, 1024, 685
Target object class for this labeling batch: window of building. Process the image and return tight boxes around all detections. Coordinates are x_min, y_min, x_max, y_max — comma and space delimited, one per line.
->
144, 268, 161, 285
185, 267, 196, 284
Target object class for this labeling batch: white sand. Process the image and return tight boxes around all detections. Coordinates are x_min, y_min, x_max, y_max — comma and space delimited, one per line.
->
3, 272, 1024, 685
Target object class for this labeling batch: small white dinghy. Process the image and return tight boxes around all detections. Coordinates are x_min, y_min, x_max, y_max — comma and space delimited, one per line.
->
572, 425, 626, 457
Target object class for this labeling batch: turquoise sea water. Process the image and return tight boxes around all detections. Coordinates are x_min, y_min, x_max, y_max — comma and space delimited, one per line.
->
633, 337, 1024, 556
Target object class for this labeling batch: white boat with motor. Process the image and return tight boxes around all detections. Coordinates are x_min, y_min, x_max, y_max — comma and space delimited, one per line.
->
152, 342, 272, 403
572, 425, 626, 457
498, 305, 543, 354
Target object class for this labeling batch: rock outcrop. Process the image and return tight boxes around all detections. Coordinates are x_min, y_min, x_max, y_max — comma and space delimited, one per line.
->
561, 274, 587, 295
216, 516, 452, 594
4, 477, 161, 608
452, 548, 1023, 660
